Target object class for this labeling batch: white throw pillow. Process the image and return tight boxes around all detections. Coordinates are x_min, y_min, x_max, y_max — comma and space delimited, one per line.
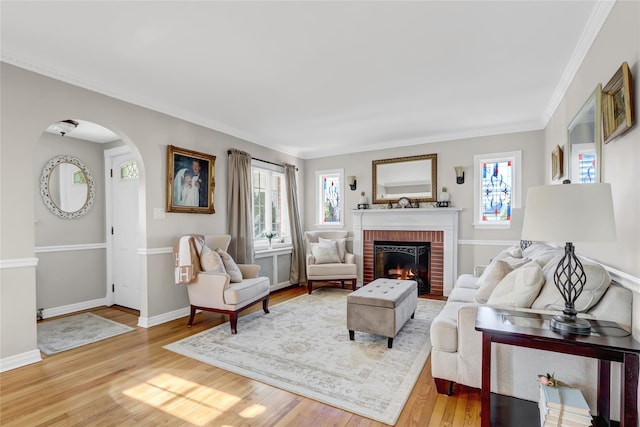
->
487, 262, 545, 308
318, 237, 347, 262
475, 260, 514, 303
310, 241, 341, 264
215, 248, 243, 283
200, 245, 226, 274
531, 255, 611, 312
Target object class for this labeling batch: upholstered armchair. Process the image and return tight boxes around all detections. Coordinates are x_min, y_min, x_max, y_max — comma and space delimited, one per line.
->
175, 234, 270, 334
304, 230, 357, 294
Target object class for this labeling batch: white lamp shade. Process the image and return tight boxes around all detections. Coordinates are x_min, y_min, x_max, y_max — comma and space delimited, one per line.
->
521, 183, 616, 243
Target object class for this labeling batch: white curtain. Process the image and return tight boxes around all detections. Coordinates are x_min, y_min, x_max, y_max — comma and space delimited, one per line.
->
285, 163, 306, 284
227, 149, 254, 264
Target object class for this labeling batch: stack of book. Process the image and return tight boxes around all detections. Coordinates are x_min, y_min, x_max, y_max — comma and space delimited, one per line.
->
538, 383, 593, 427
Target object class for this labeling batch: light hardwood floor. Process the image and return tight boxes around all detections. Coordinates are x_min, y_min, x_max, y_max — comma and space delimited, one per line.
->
0, 286, 481, 426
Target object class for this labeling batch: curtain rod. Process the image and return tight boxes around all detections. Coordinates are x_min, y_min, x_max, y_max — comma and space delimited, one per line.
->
227, 150, 298, 171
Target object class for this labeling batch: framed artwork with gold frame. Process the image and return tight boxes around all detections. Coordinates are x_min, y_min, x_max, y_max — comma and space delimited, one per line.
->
602, 62, 635, 143
166, 145, 215, 214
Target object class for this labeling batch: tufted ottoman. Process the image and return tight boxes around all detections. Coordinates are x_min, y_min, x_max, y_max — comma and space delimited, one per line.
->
347, 278, 418, 348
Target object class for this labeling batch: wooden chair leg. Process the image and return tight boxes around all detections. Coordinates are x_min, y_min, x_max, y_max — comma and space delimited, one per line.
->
188, 305, 196, 327
229, 313, 238, 334
262, 296, 270, 313
307, 281, 313, 294
351, 279, 357, 291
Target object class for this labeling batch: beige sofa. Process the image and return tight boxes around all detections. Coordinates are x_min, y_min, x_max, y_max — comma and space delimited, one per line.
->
430, 242, 632, 417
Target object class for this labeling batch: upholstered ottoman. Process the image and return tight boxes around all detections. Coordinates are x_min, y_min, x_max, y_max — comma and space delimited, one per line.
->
347, 278, 418, 348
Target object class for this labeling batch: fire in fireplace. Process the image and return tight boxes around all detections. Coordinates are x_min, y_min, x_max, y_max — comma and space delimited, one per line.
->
373, 240, 430, 294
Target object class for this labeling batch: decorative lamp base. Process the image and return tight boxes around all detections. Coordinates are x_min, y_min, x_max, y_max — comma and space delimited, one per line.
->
550, 314, 591, 335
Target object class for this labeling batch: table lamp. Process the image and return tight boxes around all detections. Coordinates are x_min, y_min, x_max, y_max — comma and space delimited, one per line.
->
521, 182, 616, 334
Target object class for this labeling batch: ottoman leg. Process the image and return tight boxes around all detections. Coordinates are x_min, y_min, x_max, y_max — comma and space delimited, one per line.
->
411, 311, 415, 319
388, 337, 393, 348
349, 330, 355, 341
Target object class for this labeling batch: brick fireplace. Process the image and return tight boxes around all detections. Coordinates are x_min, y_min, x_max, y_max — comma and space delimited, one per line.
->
366, 230, 443, 295
352, 208, 460, 296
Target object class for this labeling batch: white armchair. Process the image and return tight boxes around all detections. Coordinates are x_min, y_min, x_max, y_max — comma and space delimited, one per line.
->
304, 230, 357, 294
180, 235, 270, 334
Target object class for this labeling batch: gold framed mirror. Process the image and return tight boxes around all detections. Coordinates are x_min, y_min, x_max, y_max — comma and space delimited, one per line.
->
372, 154, 437, 204
567, 84, 602, 184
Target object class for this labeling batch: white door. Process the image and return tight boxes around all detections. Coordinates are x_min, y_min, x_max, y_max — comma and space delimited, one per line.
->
109, 149, 140, 310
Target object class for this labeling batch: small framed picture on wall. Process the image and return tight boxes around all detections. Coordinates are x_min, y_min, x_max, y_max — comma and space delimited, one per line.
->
551, 145, 563, 181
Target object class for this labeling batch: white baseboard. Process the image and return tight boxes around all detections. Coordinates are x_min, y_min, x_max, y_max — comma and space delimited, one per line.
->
138, 306, 190, 328
42, 297, 108, 319
0, 349, 42, 372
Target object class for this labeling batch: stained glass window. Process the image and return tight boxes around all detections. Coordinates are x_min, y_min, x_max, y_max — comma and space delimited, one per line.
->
120, 161, 139, 180
474, 151, 521, 229
316, 169, 344, 226
481, 161, 512, 222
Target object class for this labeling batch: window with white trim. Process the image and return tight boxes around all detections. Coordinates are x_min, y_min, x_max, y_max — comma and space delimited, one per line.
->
252, 161, 290, 248
316, 169, 344, 227
473, 151, 522, 229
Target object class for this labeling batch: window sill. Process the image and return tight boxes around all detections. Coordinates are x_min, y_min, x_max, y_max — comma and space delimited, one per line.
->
473, 222, 511, 230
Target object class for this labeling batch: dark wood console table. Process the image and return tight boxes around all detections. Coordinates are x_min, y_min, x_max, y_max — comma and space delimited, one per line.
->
475, 306, 640, 427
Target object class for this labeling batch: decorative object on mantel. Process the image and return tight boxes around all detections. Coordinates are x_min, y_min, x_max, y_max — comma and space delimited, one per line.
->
602, 61, 635, 143
521, 182, 616, 335
357, 191, 369, 209
395, 196, 413, 208
551, 145, 563, 180
436, 187, 450, 207
454, 166, 465, 184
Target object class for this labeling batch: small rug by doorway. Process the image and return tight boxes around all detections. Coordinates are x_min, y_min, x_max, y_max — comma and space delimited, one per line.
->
164, 288, 445, 425
37, 312, 134, 355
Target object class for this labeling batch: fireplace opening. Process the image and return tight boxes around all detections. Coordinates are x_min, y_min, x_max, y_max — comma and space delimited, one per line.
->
373, 240, 430, 294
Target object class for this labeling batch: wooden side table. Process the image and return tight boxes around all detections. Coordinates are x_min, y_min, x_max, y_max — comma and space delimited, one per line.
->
475, 306, 640, 427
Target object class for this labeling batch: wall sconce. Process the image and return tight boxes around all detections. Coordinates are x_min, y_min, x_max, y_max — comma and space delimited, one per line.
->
347, 175, 357, 191
454, 166, 464, 184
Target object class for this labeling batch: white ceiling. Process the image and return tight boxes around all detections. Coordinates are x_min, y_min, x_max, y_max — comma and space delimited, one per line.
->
0, 1, 612, 159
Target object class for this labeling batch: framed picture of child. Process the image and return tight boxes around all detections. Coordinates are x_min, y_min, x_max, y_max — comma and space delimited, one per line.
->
166, 145, 215, 214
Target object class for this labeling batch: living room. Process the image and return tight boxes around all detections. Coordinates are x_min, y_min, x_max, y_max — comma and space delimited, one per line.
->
1, 1, 638, 425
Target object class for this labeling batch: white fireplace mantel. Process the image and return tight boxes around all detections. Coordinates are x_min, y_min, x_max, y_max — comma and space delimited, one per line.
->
352, 208, 461, 296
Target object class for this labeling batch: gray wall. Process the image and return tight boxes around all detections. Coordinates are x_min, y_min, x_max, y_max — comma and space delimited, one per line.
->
302, 130, 546, 274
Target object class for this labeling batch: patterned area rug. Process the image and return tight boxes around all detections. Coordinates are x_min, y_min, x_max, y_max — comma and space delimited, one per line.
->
37, 312, 134, 355
164, 288, 445, 425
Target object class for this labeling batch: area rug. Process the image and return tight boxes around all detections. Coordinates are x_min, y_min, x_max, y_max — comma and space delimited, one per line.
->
164, 288, 445, 425
37, 312, 134, 355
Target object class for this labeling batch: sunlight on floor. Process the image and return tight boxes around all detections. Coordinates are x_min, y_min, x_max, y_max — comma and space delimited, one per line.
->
122, 373, 264, 425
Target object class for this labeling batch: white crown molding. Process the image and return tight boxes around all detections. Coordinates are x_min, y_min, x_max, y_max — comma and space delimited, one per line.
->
541, 0, 616, 125
0, 349, 42, 373
0, 258, 38, 269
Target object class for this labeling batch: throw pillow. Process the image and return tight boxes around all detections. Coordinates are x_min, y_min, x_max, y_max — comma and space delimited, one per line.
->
200, 245, 226, 274
215, 248, 243, 283
487, 262, 545, 308
318, 237, 347, 262
531, 255, 611, 312
310, 241, 341, 264
475, 260, 514, 303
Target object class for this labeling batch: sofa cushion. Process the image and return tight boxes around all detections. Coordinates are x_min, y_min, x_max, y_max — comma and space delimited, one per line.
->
522, 242, 563, 269
487, 262, 545, 308
215, 248, 243, 283
318, 237, 347, 262
531, 255, 611, 312
475, 260, 514, 303
223, 277, 270, 305
455, 273, 479, 289
200, 245, 226, 274
310, 241, 341, 264
448, 287, 477, 303
306, 262, 356, 277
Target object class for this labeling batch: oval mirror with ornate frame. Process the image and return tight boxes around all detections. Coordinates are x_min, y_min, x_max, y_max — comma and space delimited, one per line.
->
40, 155, 95, 219
372, 153, 438, 204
